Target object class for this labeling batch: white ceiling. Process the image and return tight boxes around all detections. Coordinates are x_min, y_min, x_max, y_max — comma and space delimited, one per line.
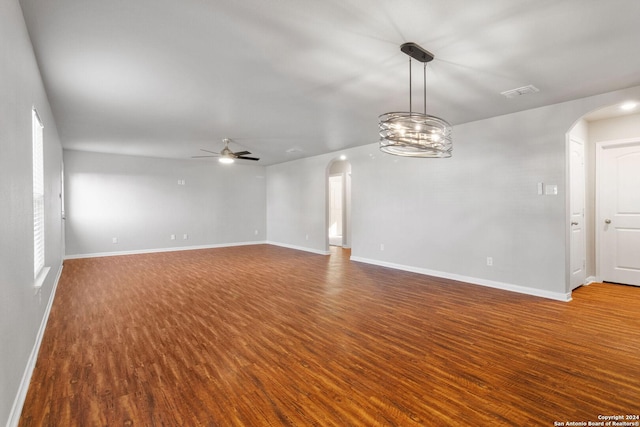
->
19, 0, 640, 165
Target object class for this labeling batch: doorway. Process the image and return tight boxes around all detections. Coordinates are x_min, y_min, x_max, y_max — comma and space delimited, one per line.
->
596, 139, 640, 286
328, 174, 343, 246
567, 103, 640, 293
326, 158, 351, 249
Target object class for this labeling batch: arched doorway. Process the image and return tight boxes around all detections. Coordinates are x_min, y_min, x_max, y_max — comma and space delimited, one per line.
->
567, 100, 640, 291
326, 157, 352, 251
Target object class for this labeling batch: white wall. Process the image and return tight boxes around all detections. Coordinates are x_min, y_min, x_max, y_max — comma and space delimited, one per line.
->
351, 107, 569, 296
64, 150, 267, 257
0, 0, 64, 424
267, 156, 335, 254
589, 112, 640, 142
266, 85, 640, 300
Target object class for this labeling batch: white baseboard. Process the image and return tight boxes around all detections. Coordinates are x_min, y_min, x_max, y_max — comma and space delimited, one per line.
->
585, 276, 599, 285
7, 263, 63, 427
266, 241, 331, 256
350, 256, 572, 302
64, 240, 268, 260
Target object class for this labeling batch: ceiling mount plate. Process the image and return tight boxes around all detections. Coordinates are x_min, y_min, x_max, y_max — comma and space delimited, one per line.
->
400, 42, 434, 63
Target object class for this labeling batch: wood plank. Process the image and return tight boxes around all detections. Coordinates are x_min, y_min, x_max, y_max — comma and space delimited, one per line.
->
19, 245, 640, 426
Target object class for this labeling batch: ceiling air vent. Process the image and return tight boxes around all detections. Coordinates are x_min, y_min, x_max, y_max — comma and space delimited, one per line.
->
500, 85, 540, 99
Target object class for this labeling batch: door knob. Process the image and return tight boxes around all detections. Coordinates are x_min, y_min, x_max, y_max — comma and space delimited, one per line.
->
604, 219, 611, 224
571, 221, 578, 226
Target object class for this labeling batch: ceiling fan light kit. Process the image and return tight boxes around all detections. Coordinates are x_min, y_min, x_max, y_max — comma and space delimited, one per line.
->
379, 42, 452, 158
192, 138, 260, 164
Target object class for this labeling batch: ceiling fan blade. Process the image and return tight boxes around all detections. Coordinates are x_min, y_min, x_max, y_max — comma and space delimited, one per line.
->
200, 148, 220, 154
233, 150, 251, 156
237, 156, 260, 161
191, 155, 218, 158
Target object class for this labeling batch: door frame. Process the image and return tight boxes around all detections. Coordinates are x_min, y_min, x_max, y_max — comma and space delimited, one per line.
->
325, 158, 352, 252
595, 137, 640, 282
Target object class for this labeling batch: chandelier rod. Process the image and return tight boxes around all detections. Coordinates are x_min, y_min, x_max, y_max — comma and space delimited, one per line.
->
423, 62, 427, 115
409, 57, 412, 115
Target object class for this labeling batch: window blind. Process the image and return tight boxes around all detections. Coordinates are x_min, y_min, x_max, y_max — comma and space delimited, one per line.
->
33, 108, 45, 278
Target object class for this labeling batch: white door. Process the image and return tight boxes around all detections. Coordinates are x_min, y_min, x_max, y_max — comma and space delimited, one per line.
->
599, 140, 640, 286
569, 137, 586, 290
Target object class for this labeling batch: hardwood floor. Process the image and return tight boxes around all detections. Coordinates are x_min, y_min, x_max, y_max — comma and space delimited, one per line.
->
20, 245, 640, 426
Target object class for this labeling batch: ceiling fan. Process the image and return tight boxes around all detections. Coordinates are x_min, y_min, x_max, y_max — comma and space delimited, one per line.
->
192, 138, 259, 164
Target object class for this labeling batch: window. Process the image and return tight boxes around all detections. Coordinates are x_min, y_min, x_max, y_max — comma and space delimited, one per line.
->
33, 108, 45, 279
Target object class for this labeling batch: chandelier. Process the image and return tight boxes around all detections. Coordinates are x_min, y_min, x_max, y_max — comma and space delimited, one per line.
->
379, 43, 452, 158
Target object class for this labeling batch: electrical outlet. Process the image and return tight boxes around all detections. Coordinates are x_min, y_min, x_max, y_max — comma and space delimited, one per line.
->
305, 234, 309, 241
486, 257, 493, 266
183, 234, 188, 240
380, 243, 385, 251
112, 237, 118, 244
254, 229, 259, 236
170, 234, 176, 240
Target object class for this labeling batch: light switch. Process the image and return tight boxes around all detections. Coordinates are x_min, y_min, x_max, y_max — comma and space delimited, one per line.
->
545, 184, 558, 195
